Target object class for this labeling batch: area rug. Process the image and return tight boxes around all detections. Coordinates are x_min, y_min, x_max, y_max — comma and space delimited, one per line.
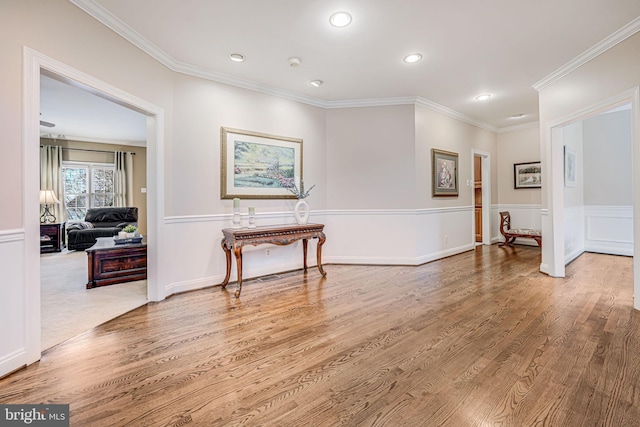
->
40, 249, 147, 351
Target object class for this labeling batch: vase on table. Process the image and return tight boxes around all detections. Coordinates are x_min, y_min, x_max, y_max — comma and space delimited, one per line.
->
294, 199, 309, 225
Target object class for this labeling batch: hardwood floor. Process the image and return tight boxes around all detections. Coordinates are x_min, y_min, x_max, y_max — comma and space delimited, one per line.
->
2, 245, 639, 426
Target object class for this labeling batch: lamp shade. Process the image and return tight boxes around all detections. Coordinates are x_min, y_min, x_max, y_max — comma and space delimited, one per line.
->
39, 189, 60, 204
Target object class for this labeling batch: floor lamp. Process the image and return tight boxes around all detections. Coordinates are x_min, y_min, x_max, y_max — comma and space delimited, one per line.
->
39, 189, 60, 224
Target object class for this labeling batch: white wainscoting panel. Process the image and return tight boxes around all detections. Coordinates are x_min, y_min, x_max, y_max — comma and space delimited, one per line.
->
323, 209, 419, 265
564, 206, 585, 264
0, 230, 27, 376
324, 207, 474, 265
415, 207, 475, 264
584, 205, 633, 256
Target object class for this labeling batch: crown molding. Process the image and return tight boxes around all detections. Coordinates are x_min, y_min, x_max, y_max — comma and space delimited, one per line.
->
70, 0, 497, 133
533, 16, 640, 91
414, 98, 498, 132
497, 121, 540, 134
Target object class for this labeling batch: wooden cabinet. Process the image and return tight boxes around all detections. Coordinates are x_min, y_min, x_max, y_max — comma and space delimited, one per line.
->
40, 223, 65, 253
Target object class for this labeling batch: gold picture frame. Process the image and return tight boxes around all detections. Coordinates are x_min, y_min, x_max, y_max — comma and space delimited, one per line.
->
432, 148, 458, 197
220, 127, 303, 199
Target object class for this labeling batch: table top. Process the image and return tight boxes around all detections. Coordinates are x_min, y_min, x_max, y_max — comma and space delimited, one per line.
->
86, 236, 147, 252
222, 223, 324, 237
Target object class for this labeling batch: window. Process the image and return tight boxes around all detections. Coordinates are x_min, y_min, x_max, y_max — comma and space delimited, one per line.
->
62, 162, 115, 220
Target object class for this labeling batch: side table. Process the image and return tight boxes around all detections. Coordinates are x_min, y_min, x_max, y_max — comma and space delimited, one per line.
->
40, 222, 65, 253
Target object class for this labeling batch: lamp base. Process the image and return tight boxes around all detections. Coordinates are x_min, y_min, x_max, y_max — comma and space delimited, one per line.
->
40, 204, 56, 224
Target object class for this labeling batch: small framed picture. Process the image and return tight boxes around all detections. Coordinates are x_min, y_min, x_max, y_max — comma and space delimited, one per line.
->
514, 162, 541, 189
432, 149, 458, 197
564, 146, 577, 187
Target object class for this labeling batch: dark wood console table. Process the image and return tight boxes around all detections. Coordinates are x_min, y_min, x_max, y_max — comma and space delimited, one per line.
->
220, 223, 327, 297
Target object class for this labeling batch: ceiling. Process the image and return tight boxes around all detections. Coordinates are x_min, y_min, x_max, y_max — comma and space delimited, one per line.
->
42, 0, 640, 142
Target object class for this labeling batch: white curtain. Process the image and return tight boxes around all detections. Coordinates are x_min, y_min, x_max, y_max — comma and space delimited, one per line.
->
40, 145, 64, 222
114, 151, 134, 207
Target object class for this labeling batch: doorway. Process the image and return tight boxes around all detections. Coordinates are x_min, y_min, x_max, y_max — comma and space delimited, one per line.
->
544, 88, 639, 309
39, 72, 150, 350
472, 149, 491, 246
474, 155, 483, 243
24, 47, 163, 365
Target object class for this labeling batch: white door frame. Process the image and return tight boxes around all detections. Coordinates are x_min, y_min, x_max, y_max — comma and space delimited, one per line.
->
543, 87, 639, 309
23, 47, 165, 365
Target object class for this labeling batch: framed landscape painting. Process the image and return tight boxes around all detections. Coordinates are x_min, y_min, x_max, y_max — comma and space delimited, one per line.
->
432, 148, 458, 197
514, 161, 541, 189
220, 127, 302, 199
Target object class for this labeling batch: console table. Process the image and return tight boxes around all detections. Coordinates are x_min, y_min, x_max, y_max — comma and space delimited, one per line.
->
220, 223, 327, 297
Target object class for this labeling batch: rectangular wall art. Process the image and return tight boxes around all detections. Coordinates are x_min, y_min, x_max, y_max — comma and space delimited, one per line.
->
514, 161, 541, 189
432, 148, 459, 197
564, 146, 577, 187
220, 127, 302, 199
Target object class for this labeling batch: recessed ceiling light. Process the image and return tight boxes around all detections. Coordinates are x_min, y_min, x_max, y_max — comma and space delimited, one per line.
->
510, 113, 525, 119
329, 11, 352, 27
475, 93, 492, 101
403, 53, 423, 64
288, 57, 301, 67
229, 53, 245, 62
310, 80, 323, 87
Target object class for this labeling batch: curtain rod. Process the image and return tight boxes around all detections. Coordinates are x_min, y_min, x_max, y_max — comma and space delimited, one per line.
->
40, 146, 135, 155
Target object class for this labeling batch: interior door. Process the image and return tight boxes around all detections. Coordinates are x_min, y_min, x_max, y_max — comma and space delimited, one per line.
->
474, 155, 482, 242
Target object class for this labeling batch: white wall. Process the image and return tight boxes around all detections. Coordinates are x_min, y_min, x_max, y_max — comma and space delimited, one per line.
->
497, 126, 542, 206
583, 110, 632, 206
583, 109, 633, 256
562, 122, 584, 263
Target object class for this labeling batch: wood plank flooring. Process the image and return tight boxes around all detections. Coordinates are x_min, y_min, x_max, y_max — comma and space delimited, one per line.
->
1, 245, 639, 426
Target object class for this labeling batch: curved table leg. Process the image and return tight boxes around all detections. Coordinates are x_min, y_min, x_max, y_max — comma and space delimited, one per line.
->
220, 238, 231, 288
233, 244, 243, 298
316, 233, 327, 277
303, 238, 309, 271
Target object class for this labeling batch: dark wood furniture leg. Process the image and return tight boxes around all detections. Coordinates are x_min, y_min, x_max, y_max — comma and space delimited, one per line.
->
220, 238, 232, 288
317, 233, 327, 276
233, 245, 243, 298
303, 238, 308, 271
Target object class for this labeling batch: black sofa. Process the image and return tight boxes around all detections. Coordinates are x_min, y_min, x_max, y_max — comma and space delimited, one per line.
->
66, 207, 138, 251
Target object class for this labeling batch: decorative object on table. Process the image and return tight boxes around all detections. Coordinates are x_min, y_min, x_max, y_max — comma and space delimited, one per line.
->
431, 149, 459, 197
514, 161, 542, 189
39, 189, 60, 223
564, 146, 576, 187
114, 234, 143, 245
220, 127, 302, 199
232, 197, 242, 228
248, 206, 256, 228
286, 179, 315, 225
122, 224, 138, 238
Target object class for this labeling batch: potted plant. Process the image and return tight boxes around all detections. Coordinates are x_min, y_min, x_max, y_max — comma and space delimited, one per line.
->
122, 224, 138, 238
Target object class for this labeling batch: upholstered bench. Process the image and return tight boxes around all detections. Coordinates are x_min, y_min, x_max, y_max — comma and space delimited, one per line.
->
498, 211, 542, 248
